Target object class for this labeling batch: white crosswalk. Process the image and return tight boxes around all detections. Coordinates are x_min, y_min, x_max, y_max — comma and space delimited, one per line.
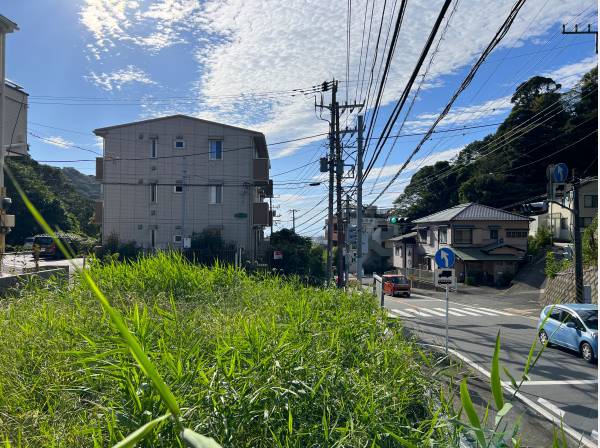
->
389, 306, 514, 319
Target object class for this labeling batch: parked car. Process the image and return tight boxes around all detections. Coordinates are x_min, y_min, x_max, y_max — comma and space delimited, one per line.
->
32, 234, 80, 259
538, 304, 598, 363
383, 274, 411, 297
23, 237, 35, 250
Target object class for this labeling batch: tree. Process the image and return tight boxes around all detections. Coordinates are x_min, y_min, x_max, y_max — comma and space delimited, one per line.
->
583, 215, 598, 267
270, 229, 325, 283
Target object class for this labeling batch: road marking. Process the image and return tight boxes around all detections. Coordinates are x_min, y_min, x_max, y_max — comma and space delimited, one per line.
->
474, 306, 514, 316
463, 307, 501, 316
419, 308, 446, 317
519, 379, 598, 386
448, 308, 480, 316
433, 307, 468, 317
407, 308, 435, 317
537, 397, 565, 418
446, 348, 596, 448
390, 309, 411, 318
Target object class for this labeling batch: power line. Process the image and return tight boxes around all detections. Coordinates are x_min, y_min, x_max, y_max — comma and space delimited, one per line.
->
369, 0, 529, 205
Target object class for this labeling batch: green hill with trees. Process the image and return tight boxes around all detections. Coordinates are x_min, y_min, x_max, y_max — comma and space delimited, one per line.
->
394, 67, 597, 219
5, 156, 99, 245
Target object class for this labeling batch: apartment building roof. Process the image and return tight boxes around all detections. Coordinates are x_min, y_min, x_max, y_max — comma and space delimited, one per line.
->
413, 202, 530, 224
0, 16, 18, 33
94, 114, 265, 137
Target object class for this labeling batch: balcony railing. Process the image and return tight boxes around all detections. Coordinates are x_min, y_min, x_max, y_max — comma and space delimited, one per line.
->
253, 202, 269, 226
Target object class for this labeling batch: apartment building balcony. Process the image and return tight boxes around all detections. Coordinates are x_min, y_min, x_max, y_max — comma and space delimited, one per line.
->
253, 202, 269, 226
93, 201, 103, 224
253, 158, 269, 185
96, 157, 103, 181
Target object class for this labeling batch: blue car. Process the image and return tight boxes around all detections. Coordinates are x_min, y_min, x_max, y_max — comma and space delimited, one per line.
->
538, 304, 598, 363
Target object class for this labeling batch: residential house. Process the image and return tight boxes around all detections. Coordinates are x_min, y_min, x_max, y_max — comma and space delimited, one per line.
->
94, 115, 271, 259
529, 178, 598, 241
390, 203, 531, 284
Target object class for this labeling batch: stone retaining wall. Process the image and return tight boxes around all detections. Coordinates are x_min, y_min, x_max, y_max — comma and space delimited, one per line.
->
541, 266, 598, 306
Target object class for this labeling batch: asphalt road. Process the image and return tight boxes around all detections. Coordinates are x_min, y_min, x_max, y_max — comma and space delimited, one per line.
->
384, 288, 598, 447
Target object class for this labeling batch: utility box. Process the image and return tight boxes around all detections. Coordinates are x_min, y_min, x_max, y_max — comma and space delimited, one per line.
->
0, 214, 14, 227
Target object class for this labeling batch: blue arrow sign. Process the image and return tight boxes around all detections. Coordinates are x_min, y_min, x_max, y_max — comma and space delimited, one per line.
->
552, 163, 568, 183
435, 248, 455, 268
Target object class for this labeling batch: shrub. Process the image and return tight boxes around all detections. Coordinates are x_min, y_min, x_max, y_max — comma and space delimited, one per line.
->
544, 250, 571, 278
528, 225, 552, 256
583, 215, 598, 266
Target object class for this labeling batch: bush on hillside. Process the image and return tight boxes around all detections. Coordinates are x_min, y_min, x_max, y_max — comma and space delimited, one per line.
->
528, 225, 552, 256
583, 215, 598, 266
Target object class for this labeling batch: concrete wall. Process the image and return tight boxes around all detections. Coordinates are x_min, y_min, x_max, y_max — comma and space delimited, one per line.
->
0, 267, 69, 295
98, 116, 268, 256
542, 266, 598, 306
4, 82, 27, 155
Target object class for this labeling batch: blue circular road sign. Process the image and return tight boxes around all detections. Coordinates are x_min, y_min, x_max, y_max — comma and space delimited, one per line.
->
552, 163, 568, 183
435, 248, 455, 268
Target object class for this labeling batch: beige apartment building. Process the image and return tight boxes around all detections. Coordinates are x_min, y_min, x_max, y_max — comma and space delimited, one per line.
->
94, 115, 271, 259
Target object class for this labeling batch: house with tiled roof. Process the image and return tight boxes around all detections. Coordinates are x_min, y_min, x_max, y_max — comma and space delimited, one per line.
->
389, 203, 532, 285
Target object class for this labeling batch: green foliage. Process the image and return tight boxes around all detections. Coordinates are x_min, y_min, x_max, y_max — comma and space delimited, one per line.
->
544, 251, 571, 278
0, 253, 458, 446
394, 68, 598, 219
97, 232, 141, 261
5, 156, 99, 244
528, 225, 552, 256
583, 215, 598, 266
59, 167, 101, 200
270, 229, 326, 282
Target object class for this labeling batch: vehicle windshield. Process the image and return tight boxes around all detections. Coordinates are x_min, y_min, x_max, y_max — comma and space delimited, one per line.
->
578, 310, 598, 330
386, 277, 408, 285
34, 237, 53, 245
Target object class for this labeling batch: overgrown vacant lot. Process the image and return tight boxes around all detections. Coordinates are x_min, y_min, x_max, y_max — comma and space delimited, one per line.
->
0, 254, 458, 446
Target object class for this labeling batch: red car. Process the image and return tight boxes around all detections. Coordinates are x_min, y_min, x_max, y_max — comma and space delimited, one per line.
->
383, 274, 411, 297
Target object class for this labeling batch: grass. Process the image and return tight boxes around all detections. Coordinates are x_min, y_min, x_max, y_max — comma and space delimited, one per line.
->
0, 253, 460, 447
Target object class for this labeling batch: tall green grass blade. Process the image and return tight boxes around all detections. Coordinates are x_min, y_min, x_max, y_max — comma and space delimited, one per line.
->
112, 413, 170, 448
460, 378, 486, 447
181, 428, 222, 448
6, 167, 180, 418
490, 330, 504, 411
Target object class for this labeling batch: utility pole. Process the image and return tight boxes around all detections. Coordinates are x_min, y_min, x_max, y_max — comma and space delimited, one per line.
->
571, 172, 584, 303
356, 114, 364, 285
327, 81, 337, 286
0, 17, 18, 257
562, 23, 598, 54
344, 194, 350, 285
335, 101, 344, 288
290, 209, 298, 232
269, 196, 273, 235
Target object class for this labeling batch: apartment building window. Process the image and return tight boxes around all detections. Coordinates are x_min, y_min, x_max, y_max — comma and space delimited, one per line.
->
151, 139, 157, 158
438, 227, 447, 244
584, 195, 598, 208
151, 229, 157, 248
209, 139, 223, 160
506, 230, 528, 238
582, 217, 593, 227
209, 185, 223, 204
490, 229, 498, 240
454, 228, 472, 244
174, 182, 183, 193
150, 183, 157, 203
174, 139, 185, 149
173, 235, 182, 243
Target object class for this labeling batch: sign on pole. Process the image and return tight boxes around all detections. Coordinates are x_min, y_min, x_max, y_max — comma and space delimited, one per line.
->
435, 247, 455, 268
552, 163, 568, 183
435, 268, 456, 288
273, 250, 283, 260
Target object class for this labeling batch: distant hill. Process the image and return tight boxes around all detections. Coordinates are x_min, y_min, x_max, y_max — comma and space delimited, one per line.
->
60, 167, 101, 200
394, 67, 598, 220
5, 156, 99, 245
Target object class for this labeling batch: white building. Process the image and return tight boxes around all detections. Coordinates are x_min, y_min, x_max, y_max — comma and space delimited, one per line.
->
94, 115, 271, 259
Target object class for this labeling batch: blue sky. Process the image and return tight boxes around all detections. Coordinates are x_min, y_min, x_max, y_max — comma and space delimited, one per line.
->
2, 0, 598, 236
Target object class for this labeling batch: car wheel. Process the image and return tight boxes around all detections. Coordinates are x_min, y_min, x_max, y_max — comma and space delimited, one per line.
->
406, 293, 411, 298
580, 342, 594, 363
538, 330, 551, 347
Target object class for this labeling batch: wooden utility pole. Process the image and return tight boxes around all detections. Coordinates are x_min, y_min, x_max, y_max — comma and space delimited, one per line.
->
290, 209, 298, 232
571, 173, 584, 302
356, 114, 364, 285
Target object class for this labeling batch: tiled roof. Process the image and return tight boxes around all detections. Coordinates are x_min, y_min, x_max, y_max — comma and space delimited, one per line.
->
413, 203, 530, 223
452, 247, 525, 261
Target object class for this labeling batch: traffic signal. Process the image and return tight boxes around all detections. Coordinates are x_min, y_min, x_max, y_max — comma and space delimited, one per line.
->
388, 216, 407, 224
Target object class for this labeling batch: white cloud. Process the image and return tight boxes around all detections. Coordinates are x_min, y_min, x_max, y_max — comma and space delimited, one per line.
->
43, 136, 75, 148
86, 65, 156, 91
80, 0, 201, 54
544, 56, 598, 88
